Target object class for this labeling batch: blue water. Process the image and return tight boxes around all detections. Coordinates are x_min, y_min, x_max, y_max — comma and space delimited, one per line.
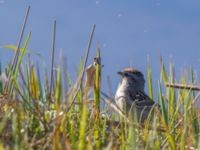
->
0, 0, 200, 98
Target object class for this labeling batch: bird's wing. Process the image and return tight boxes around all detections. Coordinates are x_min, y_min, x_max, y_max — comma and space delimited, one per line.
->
130, 91, 157, 108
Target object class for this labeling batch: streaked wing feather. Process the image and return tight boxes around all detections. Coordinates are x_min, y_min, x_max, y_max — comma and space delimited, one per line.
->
130, 91, 156, 107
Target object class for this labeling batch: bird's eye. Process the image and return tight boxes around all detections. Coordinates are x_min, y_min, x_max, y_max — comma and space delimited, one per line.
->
124, 72, 129, 76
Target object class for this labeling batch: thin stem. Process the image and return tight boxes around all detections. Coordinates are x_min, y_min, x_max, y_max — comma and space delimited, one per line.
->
66, 24, 96, 112
50, 19, 56, 97
165, 83, 200, 91
5, 6, 30, 93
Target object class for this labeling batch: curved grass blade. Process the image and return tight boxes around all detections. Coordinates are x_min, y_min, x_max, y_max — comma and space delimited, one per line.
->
1, 45, 42, 58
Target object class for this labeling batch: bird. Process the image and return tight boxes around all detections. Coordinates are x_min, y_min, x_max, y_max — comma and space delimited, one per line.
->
115, 67, 159, 122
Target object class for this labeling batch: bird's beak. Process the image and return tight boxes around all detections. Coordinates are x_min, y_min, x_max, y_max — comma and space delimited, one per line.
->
117, 71, 124, 77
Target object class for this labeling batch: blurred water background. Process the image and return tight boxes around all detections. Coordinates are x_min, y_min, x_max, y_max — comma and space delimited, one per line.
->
0, 0, 200, 98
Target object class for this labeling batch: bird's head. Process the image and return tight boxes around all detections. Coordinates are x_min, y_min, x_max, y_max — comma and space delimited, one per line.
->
117, 67, 145, 90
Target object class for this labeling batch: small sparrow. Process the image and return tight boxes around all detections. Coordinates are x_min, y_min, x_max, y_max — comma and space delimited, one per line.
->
115, 67, 159, 122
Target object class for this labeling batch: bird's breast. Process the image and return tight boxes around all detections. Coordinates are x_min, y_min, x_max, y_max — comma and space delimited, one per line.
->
115, 84, 132, 110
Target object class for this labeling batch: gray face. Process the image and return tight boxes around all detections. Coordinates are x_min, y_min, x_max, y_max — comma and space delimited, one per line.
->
118, 71, 144, 82
117, 70, 145, 90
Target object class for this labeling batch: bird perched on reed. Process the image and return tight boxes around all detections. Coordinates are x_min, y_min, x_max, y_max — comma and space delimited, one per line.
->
115, 67, 159, 122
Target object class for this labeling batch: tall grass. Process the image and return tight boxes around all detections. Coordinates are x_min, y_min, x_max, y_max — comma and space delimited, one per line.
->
0, 6, 200, 150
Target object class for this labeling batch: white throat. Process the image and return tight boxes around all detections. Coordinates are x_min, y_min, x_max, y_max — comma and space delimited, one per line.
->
115, 78, 144, 99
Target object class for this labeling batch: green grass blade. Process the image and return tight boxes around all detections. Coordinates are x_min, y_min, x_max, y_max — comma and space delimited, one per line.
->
30, 66, 40, 99
169, 64, 176, 110
94, 48, 101, 117
158, 81, 168, 124
161, 61, 168, 83
0, 62, 2, 94
8, 32, 31, 94
25, 64, 31, 105
78, 93, 89, 150
78, 59, 83, 110
191, 107, 200, 146
2, 44, 31, 53
94, 48, 102, 149
78, 57, 92, 150
190, 67, 195, 98
7, 65, 25, 101
55, 67, 61, 111
167, 134, 176, 150
147, 62, 153, 99
1, 44, 42, 58
180, 92, 190, 150
15, 32, 31, 77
